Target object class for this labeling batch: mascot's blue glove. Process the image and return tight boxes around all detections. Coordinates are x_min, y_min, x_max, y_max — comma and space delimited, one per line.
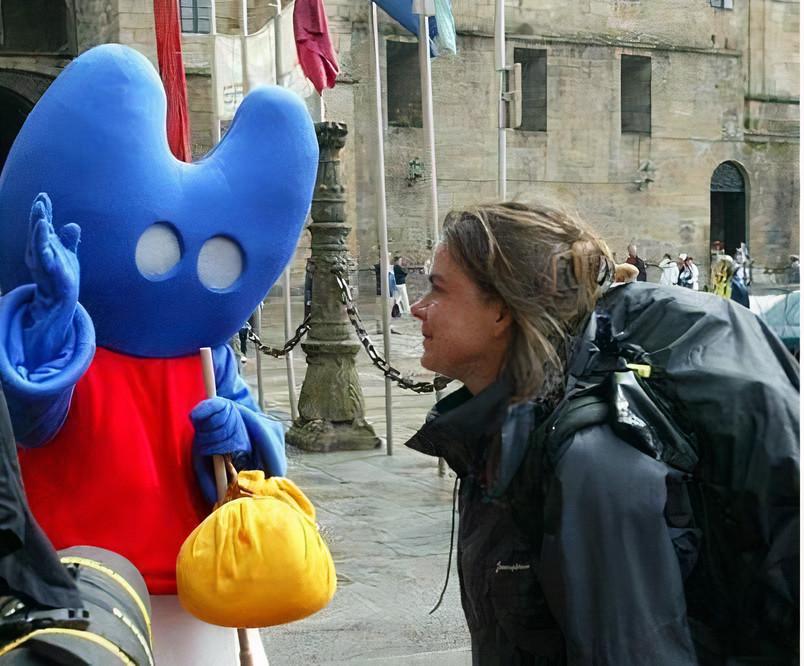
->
22, 193, 82, 371
190, 396, 251, 505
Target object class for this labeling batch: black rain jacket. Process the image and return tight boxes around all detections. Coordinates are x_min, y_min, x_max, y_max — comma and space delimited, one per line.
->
405, 379, 698, 666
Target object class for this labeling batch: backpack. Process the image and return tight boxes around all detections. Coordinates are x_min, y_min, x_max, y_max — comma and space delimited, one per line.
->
529, 282, 799, 663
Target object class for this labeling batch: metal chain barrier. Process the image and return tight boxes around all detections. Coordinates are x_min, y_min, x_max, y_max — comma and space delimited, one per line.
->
245, 270, 451, 394
332, 268, 452, 394
246, 316, 311, 358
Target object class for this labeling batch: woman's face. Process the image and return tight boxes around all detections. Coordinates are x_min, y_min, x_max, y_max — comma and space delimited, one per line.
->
411, 245, 510, 394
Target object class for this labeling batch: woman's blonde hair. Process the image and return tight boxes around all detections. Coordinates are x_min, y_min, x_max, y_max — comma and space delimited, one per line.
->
442, 202, 614, 402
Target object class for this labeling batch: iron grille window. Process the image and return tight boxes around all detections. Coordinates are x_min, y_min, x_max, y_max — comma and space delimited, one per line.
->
514, 48, 547, 131
710, 0, 734, 9
621, 55, 651, 134
386, 41, 422, 128
180, 0, 212, 34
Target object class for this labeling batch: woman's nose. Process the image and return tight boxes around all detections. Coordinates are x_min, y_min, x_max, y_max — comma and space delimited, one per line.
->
411, 299, 426, 321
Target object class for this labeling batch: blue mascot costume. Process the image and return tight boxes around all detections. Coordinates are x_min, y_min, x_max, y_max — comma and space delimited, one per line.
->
0, 44, 317, 596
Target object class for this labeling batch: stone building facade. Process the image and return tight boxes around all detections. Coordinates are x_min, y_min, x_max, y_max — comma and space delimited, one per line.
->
0, 0, 798, 291
320, 0, 800, 289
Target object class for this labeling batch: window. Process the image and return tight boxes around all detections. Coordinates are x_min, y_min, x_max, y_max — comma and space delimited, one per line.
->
0, 0, 73, 53
514, 48, 547, 131
386, 41, 422, 128
621, 55, 651, 134
180, 0, 212, 34
710, 0, 734, 8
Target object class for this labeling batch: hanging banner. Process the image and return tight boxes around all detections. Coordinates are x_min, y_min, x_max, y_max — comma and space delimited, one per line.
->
213, 34, 243, 121
213, 3, 313, 123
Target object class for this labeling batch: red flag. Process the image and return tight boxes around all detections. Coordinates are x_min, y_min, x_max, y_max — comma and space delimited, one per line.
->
293, 0, 340, 94
153, 0, 192, 161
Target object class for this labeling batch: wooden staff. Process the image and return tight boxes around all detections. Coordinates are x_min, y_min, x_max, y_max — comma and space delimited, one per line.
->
199, 347, 269, 666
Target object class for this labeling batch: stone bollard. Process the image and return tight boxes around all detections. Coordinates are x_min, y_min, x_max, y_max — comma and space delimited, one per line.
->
285, 122, 380, 452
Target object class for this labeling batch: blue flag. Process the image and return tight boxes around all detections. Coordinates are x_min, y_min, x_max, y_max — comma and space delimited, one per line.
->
372, 0, 457, 56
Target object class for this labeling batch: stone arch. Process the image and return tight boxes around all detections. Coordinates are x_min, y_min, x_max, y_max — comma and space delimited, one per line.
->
0, 70, 55, 172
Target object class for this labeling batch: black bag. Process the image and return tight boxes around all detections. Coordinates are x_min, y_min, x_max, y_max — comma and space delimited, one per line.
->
534, 282, 799, 664
0, 546, 153, 665
391, 303, 401, 318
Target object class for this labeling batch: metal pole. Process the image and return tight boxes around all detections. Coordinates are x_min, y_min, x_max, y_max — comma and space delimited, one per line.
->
281, 271, 298, 420
253, 306, 265, 410
417, 12, 439, 248
370, 2, 394, 455
241, 0, 249, 96
209, 0, 221, 144
495, 0, 507, 199
270, 0, 298, 421
273, 0, 283, 85
415, 4, 447, 475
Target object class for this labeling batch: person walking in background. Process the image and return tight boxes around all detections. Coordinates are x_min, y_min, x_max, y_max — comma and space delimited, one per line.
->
236, 321, 250, 364
677, 254, 699, 290
788, 255, 800, 284
658, 253, 679, 287
686, 256, 700, 290
393, 255, 411, 314
626, 243, 647, 281
734, 243, 753, 286
712, 255, 749, 308
677, 254, 693, 288
374, 253, 398, 323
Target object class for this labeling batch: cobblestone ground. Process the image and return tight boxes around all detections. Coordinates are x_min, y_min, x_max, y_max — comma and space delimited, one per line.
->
242, 299, 472, 665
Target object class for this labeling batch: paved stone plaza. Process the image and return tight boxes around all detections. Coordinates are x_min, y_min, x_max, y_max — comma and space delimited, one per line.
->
243, 299, 472, 665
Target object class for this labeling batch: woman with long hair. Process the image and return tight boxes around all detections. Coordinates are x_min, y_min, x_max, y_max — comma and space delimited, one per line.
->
405, 202, 697, 665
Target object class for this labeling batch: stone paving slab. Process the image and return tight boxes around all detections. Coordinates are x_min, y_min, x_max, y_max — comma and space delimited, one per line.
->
243, 299, 471, 664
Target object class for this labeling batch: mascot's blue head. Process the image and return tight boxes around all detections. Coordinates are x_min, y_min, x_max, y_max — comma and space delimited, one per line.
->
0, 44, 317, 358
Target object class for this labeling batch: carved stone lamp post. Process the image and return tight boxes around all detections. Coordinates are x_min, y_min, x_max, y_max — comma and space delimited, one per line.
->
285, 122, 380, 452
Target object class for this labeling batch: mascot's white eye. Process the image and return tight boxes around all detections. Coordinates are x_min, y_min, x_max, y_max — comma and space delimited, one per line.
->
197, 236, 244, 291
135, 223, 182, 280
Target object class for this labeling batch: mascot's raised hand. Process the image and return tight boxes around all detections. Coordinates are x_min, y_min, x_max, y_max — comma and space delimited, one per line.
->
23, 193, 81, 372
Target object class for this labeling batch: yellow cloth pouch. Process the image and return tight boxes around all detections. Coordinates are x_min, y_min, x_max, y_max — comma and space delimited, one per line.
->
176, 471, 336, 628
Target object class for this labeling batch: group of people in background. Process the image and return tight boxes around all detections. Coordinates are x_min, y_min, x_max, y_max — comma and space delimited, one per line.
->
658, 252, 700, 290
629, 241, 752, 308
616, 242, 753, 309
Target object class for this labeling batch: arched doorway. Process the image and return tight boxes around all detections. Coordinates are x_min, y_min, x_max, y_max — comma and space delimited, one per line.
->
0, 86, 33, 174
710, 161, 747, 256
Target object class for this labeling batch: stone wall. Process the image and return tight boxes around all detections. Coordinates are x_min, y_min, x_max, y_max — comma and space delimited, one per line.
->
75, 0, 120, 54
118, 0, 157, 65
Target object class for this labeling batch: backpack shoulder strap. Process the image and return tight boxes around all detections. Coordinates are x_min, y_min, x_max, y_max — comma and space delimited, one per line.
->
510, 390, 610, 544
535, 390, 610, 468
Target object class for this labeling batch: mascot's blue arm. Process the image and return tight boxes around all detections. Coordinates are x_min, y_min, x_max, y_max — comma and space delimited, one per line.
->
0, 285, 95, 447
211, 344, 287, 477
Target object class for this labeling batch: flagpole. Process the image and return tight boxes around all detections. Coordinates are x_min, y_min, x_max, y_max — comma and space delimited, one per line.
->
494, 0, 507, 199
210, 0, 221, 144
269, 0, 298, 421
370, 2, 394, 456
412, 0, 447, 475
414, 2, 439, 250
241, 0, 249, 95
